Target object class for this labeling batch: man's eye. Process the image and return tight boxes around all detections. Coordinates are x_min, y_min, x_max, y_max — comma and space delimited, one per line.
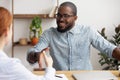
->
64, 15, 69, 17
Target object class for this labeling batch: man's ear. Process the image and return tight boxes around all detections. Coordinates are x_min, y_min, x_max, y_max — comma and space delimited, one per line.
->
74, 16, 78, 20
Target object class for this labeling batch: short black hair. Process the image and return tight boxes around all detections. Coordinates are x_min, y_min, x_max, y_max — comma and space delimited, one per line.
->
60, 2, 77, 16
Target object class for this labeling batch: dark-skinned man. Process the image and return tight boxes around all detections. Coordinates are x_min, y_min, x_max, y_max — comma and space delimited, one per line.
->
27, 2, 120, 70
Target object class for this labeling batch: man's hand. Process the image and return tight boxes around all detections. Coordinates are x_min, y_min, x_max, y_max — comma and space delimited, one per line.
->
27, 52, 38, 64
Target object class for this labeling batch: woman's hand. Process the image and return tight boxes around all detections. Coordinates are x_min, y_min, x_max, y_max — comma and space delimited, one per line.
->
43, 49, 53, 67
38, 48, 53, 69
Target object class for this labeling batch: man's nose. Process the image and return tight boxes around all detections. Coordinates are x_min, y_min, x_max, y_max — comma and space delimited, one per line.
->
59, 16, 65, 21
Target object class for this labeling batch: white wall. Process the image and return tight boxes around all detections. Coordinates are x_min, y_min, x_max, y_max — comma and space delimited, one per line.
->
0, 0, 120, 70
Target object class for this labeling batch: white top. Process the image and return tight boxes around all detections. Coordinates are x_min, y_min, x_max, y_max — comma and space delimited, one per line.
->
0, 50, 55, 80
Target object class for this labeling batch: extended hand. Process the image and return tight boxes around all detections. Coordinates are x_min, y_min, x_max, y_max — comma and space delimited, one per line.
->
38, 48, 53, 69
27, 52, 38, 64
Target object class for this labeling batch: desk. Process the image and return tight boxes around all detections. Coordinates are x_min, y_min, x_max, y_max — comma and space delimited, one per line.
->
33, 70, 120, 80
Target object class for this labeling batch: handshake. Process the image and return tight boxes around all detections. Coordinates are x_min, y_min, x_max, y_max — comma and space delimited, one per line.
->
27, 48, 53, 69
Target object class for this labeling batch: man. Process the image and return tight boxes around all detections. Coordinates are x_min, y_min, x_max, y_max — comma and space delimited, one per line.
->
27, 2, 120, 70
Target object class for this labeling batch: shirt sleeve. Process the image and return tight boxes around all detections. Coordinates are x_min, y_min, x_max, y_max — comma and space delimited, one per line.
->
26, 30, 50, 64
27, 29, 51, 56
90, 27, 117, 58
40, 67, 56, 80
3, 58, 56, 80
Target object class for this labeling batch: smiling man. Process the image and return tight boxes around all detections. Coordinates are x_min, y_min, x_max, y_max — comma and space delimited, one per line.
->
56, 3, 77, 32
27, 1, 120, 70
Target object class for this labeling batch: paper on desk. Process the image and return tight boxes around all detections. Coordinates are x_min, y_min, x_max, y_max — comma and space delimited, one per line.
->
72, 71, 118, 80
55, 74, 68, 80
41, 74, 68, 80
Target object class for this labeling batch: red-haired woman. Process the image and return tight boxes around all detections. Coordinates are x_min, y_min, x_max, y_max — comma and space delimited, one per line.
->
0, 7, 55, 80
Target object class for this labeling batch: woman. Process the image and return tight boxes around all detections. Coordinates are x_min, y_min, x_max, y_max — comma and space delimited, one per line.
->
0, 7, 55, 80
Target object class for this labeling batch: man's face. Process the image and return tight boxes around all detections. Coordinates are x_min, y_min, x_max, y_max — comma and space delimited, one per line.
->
56, 6, 77, 33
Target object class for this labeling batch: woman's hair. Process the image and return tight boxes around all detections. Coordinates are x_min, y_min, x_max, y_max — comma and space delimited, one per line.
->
0, 7, 12, 36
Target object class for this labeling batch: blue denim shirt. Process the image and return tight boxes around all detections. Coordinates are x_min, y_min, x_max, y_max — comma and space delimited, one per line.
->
27, 24, 116, 70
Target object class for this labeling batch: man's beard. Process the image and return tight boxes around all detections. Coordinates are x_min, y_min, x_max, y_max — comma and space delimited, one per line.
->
57, 25, 73, 33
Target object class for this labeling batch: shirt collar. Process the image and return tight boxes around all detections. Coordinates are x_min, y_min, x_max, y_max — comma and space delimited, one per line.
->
68, 24, 81, 34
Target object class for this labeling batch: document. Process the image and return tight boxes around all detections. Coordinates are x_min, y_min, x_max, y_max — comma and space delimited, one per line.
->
72, 71, 118, 80
41, 74, 68, 80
